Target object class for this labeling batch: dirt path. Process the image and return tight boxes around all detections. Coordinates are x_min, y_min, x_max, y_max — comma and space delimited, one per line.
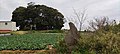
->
0, 49, 57, 54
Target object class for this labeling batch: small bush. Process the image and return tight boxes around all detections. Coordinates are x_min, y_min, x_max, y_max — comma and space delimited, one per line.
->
55, 39, 68, 53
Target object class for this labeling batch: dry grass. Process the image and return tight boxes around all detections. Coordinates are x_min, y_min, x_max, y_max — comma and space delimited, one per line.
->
11, 31, 30, 35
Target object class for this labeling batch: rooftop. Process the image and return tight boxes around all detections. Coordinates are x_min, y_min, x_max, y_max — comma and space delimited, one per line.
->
0, 21, 15, 23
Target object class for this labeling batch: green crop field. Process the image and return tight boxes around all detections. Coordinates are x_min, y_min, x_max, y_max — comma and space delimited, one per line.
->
0, 32, 64, 50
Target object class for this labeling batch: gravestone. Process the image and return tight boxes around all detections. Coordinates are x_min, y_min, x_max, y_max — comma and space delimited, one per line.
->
65, 22, 80, 53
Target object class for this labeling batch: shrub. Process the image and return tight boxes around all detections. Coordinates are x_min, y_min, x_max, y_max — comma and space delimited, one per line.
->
78, 31, 120, 54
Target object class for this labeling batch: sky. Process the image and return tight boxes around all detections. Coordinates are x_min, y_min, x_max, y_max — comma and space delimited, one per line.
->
0, 0, 120, 30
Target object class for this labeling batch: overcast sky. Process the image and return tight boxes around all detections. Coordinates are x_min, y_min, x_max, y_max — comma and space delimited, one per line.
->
0, 0, 120, 30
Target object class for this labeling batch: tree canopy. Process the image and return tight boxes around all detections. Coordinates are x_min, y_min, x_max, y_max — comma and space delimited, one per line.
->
12, 2, 64, 30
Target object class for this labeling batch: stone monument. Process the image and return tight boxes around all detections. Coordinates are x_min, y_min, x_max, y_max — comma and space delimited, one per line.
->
65, 22, 80, 53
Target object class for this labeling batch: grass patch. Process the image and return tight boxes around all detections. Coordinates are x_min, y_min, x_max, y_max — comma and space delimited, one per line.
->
38, 30, 64, 33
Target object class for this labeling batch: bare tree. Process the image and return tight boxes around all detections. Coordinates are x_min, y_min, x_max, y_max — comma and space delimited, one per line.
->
64, 8, 87, 31
88, 17, 109, 31
72, 8, 87, 31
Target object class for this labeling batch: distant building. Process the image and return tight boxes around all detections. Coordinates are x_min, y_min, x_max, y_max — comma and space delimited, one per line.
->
0, 21, 17, 32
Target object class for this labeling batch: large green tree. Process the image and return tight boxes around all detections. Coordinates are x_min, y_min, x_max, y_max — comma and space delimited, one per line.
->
12, 2, 64, 30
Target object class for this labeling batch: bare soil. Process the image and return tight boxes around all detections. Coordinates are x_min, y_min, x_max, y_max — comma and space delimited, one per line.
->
0, 49, 57, 54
